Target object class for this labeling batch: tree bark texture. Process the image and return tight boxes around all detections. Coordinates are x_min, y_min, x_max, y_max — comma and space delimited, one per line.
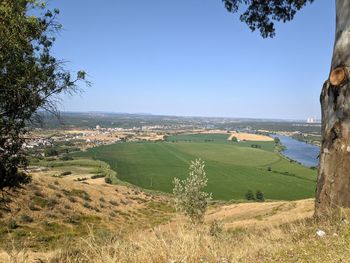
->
315, 0, 350, 216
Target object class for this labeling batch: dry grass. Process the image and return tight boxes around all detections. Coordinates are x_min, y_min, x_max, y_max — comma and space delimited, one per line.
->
4, 215, 350, 263
227, 132, 273, 142
1, 164, 349, 262
2, 196, 350, 262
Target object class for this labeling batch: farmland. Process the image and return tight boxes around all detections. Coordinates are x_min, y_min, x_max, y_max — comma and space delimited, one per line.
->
76, 133, 317, 201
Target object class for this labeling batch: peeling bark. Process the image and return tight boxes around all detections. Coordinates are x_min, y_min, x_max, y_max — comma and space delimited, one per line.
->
315, 0, 350, 216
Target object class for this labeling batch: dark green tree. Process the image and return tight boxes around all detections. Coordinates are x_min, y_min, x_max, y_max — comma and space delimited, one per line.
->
222, 0, 314, 38
0, 0, 87, 192
255, 190, 265, 202
245, 190, 255, 201
222, 0, 350, 216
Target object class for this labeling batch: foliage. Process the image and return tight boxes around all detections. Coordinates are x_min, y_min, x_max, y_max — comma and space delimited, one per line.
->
45, 148, 59, 157
231, 136, 238, 142
245, 190, 255, 200
60, 154, 74, 161
105, 177, 112, 184
222, 0, 314, 38
20, 214, 33, 223
91, 174, 105, 179
251, 144, 262, 149
173, 159, 212, 224
0, 0, 87, 192
60, 171, 72, 176
209, 219, 223, 237
256, 190, 265, 201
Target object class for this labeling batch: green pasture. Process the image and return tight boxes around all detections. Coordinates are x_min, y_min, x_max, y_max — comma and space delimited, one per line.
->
76, 134, 317, 201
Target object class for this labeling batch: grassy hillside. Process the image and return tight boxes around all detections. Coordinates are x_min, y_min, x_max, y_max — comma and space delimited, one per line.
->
0, 163, 174, 253
1, 159, 349, 263
76, 134, 316, 200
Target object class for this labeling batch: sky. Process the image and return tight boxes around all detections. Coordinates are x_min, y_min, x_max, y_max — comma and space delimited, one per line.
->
50, 0, 335, 120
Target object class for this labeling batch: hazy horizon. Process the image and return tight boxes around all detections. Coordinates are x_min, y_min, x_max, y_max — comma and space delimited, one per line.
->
54, 110, 320, 122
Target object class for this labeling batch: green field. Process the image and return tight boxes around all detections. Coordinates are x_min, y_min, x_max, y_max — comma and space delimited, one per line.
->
76, 134, 317, 201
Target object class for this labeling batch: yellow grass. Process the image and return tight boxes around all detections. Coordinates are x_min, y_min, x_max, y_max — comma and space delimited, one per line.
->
227, 132, 273, 141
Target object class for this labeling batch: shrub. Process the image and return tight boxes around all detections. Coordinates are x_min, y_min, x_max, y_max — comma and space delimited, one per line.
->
60, 155, 73, 161
105, 177, 112, 184
47, 197, 59, 208
68, 196, 77, 203
109, 211, 117, 217
209, 220, 223, 237
48, 183, 59, 190
83, 202, 92, 209
20, 214, 33, 223
7, 220, 18, 229
81, 192, 91, 201
45, 148, 59, 157
29, 203, 40, 211
75, 177, 88, 182
173, 158, 212, 224
256, 190, 265, 202
109, 200, 118, 206
99, 197, 106, 203
267, 166, 272, 172
231, 136, 238, 142
91, 174, 105, 179
60, 171, 72, 176
55, 192, 63, 198
32, 196, 48, 208
245, 190, 255, 200
34, 190, 44, 197
251, 144, 262, 149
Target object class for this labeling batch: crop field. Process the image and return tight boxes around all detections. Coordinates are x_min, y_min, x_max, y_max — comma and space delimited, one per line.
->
76, 134, 317, 200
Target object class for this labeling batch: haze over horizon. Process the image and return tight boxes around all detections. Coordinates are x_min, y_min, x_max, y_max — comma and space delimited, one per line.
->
52, 1, 334, 120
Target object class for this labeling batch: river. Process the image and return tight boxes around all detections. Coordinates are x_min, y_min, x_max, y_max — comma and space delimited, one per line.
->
273, 134, 320, 167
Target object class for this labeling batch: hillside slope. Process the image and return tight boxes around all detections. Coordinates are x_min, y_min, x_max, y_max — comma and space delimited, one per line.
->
0, 168, 349, 262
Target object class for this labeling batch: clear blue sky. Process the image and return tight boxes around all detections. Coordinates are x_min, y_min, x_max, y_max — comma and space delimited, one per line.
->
51, 0, 335, 120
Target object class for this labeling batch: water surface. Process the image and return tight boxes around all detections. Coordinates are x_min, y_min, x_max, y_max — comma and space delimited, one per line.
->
273, 134, 320, 167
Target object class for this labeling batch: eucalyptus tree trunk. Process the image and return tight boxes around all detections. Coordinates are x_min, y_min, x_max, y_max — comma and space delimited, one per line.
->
315, 0, 350, 216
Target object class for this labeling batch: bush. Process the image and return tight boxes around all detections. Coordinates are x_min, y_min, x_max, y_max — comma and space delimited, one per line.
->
45, 148, 59, 157
256, 190, 265, 202
60, 171, 72, 176
209, 220, 223, 237
60, 155, 73, 161
34, 190, 44, 197
20, 214, 33, 223
251, 144, 262, 149
267, 166, 272, 172
109, 200, 118, 206
83, 202, 92, 209
245, 190, 255, 200
47, 197, 59, 208
7, 220, 18, 229
173, 158, 211, 224
29, 203, 40, 211
105, 177, 112, 184
231, 136, 238, 142
75, 177, 88, 182
68, 196, 77, 203
91, 174, 105, 179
